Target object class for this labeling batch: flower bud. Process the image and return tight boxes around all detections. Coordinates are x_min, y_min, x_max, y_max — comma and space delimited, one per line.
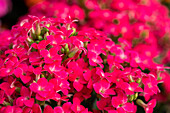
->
68, 50, 76, 58
44, 32, 49, 40
70, 27, 77, 37
65, 48, 69, 53
110, 52, 116, 56
35, 40, 40, 44
136, 78, 141, 83
134, 92, 138, 100
128, 75, 134, 82
64, 43, 69, 50
136, 99, 147, 108
41, 27, 49, 36
41, 74, 45, 78
38, 36, 43, 41
128, 95, 134, 102
61, 48, 65, 53
35, 23, 41, 36
84, 42, 88, 48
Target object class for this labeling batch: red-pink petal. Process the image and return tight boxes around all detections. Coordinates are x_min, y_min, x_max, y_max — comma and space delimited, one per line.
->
30, 83, 39, 92
44, 105, 54, 113
54, 106, 64, 113
32, 104, 42, 113
20, 75, 31, 84
24, 98, 34, 107
37, 77, 48, 87
73, 81, 83, 92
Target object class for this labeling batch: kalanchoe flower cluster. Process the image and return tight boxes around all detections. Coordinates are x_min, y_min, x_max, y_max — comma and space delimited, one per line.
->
0, 16, 166, 113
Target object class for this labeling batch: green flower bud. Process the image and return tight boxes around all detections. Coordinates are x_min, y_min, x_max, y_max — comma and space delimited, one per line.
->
65, 48, 69, 53
68, 50, 76, 58
84, 42, 88, 48
136, 78, 141, 83
61, 48, 65, 53
128, 95, 134, 102
41, 74, 45, 78
110, 52, 116, 56
64, 43, 69, 50
38, 36, 43, 41
35, 23, 41, 36
134, 92, 138, 100
35, 40, 40, 44
136, 99, 147, 107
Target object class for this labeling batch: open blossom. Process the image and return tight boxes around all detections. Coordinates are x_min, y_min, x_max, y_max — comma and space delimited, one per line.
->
16, 86, 34, 107
30, 77, 54, 100
112, 90, 135, 112
142, 74, 160, 101
93, 79, 115, 97
136, 99, 156, 113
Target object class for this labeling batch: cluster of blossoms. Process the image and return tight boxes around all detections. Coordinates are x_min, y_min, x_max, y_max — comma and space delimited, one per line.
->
0, 16, 166, 113
20, 0, 170, 100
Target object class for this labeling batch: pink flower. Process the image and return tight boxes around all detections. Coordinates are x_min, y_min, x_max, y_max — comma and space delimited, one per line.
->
30, 77, 54, 100
16, 86, 34, 107
142, 74, 160, 101
40, 47, 61, 64
0, 82, 15, 96
13, 65, 31, 84
96, 97, 112, 110
0, 56, 18, 78
62, 102, 72, 113
70, 5, 85, 20
49, 78, 70, 95
67, 61, 87, 92
112, 90, 135, 112
71, 97, 86, 113
93, 79, 115, 97
136, 99, 156, 113
121, 82, 143, 95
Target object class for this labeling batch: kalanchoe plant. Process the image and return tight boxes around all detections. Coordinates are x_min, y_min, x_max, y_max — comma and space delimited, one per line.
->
0, 16, 166, 113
